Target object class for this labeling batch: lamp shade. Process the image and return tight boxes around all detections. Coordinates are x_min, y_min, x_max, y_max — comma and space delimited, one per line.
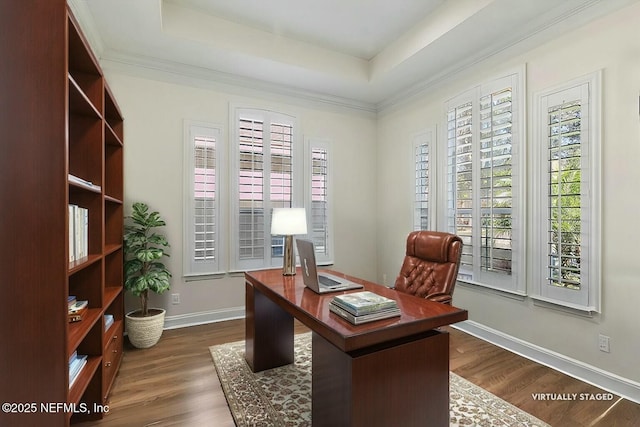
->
271, 208, 307, 235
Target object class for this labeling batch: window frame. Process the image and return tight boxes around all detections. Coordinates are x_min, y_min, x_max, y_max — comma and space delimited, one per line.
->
229, 106, 302, 272
441, 68, 526, 295
531, 71, 602, 312
413, 129, 436, 231
183, 121, 226, 277
305, 138, 333, 265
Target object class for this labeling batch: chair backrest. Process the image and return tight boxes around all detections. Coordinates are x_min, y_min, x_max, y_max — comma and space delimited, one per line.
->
394, 231, 463, 305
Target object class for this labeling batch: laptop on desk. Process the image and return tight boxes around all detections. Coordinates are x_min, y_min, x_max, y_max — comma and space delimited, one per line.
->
295, 239, 363, 294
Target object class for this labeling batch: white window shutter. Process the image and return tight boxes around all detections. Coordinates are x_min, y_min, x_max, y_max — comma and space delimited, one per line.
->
532, 71, 601, 312
306, 139, 333, 264
443, 69, 525, 294
413, 130, 435, 231
231, 108, 301, 271
184, 122, 223, 276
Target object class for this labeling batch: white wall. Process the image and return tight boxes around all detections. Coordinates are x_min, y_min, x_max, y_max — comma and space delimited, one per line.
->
98, 0, 640, 394
376, 2, 640, 384
102, 69, 378, 322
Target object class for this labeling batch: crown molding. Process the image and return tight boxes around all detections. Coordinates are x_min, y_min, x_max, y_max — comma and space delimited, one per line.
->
99, 50, 377, 115
67, 0, 105, 58
71, 0, 633, 117
377, 0, 616, 115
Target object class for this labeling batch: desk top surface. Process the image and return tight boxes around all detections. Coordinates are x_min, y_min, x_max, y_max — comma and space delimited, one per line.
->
245, 268, 468, 352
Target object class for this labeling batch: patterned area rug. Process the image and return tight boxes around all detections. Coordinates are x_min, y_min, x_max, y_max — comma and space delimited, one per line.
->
210, 333, 549, 427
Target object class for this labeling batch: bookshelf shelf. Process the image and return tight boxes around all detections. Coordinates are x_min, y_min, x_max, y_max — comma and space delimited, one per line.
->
68, 254, 102, 275
105, 202, 124, 247
104, 243, 123, 257
68, 75, 101, 118
0, 3, 124, 425
104, 87, 124, 141
69, 356, 102, 405
104, 195, 123, 204
68, 309, 103, 356
105, 123, 124, 147
69, 179, 102, 194
104, 286, 123, 309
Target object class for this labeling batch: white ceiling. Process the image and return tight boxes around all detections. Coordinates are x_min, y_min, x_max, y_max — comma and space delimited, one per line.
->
70, 0, 636, 110
175, 0, 447, 60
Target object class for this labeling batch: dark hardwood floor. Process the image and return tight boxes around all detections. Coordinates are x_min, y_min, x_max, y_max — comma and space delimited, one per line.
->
76, 319, 640, 427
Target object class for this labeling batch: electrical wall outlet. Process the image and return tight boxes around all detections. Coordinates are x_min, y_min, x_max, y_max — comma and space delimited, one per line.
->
598, 334, 610, 353
171, 293, 180, 305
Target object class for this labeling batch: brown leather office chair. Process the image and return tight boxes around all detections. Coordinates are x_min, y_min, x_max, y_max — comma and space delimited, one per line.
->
394, 231, 463, 305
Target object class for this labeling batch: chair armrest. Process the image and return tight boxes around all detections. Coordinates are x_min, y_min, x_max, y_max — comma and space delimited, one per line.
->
426, 293, 452, 305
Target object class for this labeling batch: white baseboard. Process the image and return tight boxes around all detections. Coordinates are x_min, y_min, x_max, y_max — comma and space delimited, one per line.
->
163, 307, 245, 330
453, 320, 640, 404
159, 311, 640, 404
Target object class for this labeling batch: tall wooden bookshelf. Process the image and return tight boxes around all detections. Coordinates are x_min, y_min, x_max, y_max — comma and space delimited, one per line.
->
0, 2, 124, 425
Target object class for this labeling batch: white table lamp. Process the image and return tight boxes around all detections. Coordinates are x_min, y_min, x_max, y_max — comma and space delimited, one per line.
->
271, 208, 307, 275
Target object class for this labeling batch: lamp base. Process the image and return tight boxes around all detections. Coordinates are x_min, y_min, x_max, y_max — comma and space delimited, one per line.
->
282, 235, 296, 275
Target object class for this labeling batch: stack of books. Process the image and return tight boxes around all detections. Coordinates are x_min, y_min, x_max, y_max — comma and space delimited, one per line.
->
68, 298, 88, 323
329, 291, 400, 324
68, 203, 89, 262
69, 351, 88, 389
104, 314, 114, 331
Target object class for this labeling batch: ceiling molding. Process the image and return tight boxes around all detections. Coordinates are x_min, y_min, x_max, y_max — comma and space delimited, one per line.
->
376, 0, 632, 114
68, 0, 105, 57
70, 0, 638, 115
100, 50, 378, 115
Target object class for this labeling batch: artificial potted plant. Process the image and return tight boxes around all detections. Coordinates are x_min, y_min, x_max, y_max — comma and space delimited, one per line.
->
124, 202, 172, 348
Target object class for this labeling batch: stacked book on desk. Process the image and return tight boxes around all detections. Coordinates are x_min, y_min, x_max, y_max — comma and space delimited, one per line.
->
329, 291, 400, 324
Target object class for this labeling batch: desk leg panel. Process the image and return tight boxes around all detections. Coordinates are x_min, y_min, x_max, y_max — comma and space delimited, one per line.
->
313, 330, 449, 427
312, 332, 353, 426
245, 281, 294, 372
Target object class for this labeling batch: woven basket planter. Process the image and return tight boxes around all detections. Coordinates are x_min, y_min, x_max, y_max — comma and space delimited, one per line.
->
125, 308, 166, 349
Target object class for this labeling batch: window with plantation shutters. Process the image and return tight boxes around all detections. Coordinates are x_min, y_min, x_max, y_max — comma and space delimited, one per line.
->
413, 130, 435, 231
231, 108, 301, 271
532, 72, 601, 312
306, 139, 333, 264
238, 117, 267, 261
194, 135, 216, 261
184, 122, 223, 276
547, 100, 582, 289
479, 88, 514, 275
447, 99, 474, 274
444, 70, 525, 294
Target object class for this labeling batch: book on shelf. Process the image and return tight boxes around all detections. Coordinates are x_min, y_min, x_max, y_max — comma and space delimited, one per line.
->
68, 300, 88, 313
68, 205, 75, 263
329, 301, 401, 325
69, 353, 88, 389
68, 300, 88, 323
104, 314, 114, 331
68, 173, 101, 192
331, 291, 398, 316
68, 204, 88, 262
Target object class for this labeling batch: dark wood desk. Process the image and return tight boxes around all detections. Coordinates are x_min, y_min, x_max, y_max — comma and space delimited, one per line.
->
245, 268, 468, 427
